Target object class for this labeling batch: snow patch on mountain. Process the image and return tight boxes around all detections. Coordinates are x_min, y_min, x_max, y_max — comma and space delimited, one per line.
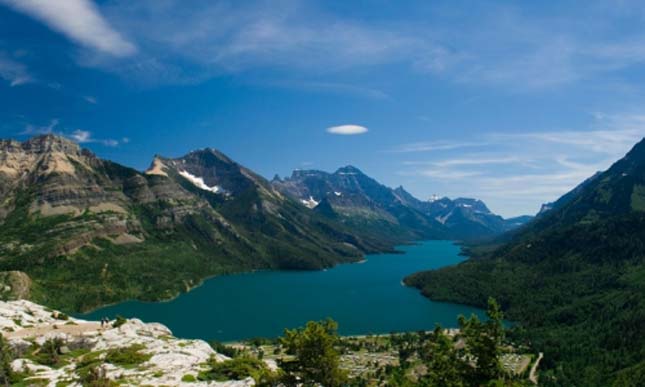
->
435, 211, 453, 225
301, 196, 319, 209
179, 170, 222, 193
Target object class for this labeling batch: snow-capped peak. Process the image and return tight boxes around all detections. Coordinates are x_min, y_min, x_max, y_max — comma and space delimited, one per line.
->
428, 194, 441, 202
178, 170, 222, 193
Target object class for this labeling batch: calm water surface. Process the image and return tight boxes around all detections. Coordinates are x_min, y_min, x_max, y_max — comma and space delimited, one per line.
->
81, 240, 484, 341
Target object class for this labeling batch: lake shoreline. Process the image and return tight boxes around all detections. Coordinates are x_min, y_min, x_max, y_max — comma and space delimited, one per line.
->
80, 240, 485, 342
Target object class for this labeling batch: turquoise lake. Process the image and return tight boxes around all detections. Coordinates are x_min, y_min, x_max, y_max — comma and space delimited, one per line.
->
80, 240, 484, 342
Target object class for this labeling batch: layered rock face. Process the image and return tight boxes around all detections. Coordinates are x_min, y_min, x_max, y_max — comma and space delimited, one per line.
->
0, 300, 253, 386
1, 135, 124, 217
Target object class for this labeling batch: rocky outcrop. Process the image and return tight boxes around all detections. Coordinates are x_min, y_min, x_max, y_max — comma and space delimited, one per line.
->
0, 300, 254, 386
0, 271, 31, 300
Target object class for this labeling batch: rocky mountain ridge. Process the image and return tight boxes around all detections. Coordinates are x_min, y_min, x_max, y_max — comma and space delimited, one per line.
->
273, 166, 531, 241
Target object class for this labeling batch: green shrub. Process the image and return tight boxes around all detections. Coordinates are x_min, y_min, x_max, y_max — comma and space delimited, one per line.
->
78, 365, 116, 387
208, 341, 240, 358
34, 338, 65, 367
0, 334, 13, 385
52, 312, 69, 320
105, 344, 151, 369
181, 374, 196, 382
111, 315, 127, 329
198, 357, 267, 382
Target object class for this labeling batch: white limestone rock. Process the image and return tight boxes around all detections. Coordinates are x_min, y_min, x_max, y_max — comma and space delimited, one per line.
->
0, 300, 255, 386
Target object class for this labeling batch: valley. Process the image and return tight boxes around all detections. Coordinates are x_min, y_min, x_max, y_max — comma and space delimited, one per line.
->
3, 2, 645, 384
1, 134, 644, 386
0, 135, 526, 313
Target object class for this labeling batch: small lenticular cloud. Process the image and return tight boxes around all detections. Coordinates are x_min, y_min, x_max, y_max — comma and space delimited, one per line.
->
326, 124, 368, 135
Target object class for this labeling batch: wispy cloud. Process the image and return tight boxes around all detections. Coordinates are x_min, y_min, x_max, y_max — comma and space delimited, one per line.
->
391, 141, 487, 153
80, 0, 438, 86
19, 119, 121, 147
4, 0, 645, 94
21, 118, 59, 135
0, 0, 136, 57
492, 127, 643, 156
69, 129, 119, 146
398, 113, 644, 216
326, 124, 368, 135
264, 80, 389, 100
0, 52, 32, 86
404, 156, 523, 168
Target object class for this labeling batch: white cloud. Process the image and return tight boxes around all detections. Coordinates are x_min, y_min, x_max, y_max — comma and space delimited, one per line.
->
78, 0, 439, 85
70, 129, 91, 143
83, 96, 97, 104
0, 53, 32, 86
0, 0, 136, 57
18, 119, 121, 147
5, 0, 645, 93
21, 118, 59, 135
68, 129, 118, 146
326, 124, 368, 135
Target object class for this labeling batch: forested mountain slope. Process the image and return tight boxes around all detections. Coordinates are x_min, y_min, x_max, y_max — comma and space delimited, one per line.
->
405, 137, 645, 386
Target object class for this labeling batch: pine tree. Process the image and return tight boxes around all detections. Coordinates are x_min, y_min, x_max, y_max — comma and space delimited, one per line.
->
279, 319, 348, 386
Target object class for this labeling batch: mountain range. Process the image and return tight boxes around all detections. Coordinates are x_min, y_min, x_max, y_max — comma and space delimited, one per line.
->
0, 135, 375, 311
405, 137, 645, 386
0, 134, 526, 312
272, 167, 530, 243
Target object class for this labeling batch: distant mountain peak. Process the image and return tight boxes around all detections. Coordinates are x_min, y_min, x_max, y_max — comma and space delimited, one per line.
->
335, 165, 363, 175
19, 134, 82, 154
273, 164, 530, 241
290, 169, 328, 179
428, 194, 442, 202
182, 147, 235, 165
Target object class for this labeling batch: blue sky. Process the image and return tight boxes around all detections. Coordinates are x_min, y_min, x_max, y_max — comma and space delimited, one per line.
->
1, 0, 644, 217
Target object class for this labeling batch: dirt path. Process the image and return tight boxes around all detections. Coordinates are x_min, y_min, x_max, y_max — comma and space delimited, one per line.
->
530, 352, 544, 384
4, 322, 105, 339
